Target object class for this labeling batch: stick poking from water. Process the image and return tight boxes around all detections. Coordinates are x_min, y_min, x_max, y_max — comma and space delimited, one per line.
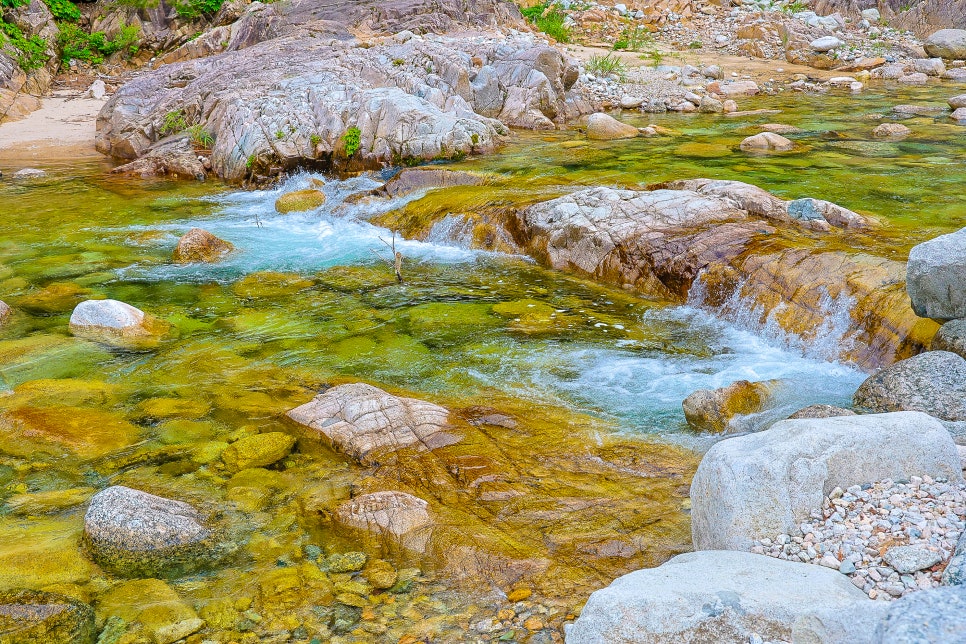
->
370, 230, 403, 283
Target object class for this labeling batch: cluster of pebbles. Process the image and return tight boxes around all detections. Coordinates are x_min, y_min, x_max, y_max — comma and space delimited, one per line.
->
751, 476, 966, 600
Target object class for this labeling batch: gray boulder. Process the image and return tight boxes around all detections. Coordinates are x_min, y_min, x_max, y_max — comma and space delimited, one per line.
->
566, 550, 870, 643
0, 589, 95, 644
84, 486, 225, 578
852, 351, 966, 421
932, 319, 966, 359
875, 585, 966, 642
792, 601, 890, 644
942, 531, 966, 585
68, 299, 160, 345
924, 29, 966, 59
907, 228, 966, 321
691, 412, 963, 551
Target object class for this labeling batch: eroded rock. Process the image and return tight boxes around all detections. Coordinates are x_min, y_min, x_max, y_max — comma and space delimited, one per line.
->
334, 490, 434, 554
875, 585, 966, 642
788, 404, 856, 419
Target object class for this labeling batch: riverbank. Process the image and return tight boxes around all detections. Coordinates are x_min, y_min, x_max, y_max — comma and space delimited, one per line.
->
0, 89, 104, 165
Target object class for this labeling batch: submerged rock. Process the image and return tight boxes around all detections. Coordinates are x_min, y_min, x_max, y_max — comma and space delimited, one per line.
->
872, 123, 912, 138
84, 486, 224, 577
932, 318, 966, 359
97, 579, 202, 644
908, 227, 966, 321
12, 168, 46, 180
585, 113, 639, 140
335, 491, 434, 554
682, 379, 777, 433
852, 351, 966, 421
372, 168, 486, 198
567, 551, 870, 643
275, 189, 326, 213
690, 412, 962, 550
221, 431, 295, 471
0, 589, 95, 644
286, 383, 459, 465
739, 132, 795, 152
172, 228, 234, 263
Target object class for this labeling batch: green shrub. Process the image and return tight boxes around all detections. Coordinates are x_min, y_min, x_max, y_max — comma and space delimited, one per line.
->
341, 126, 361, 157
586, 52, 627, 80
309, 134, 322, 146
186, 124, 213, 148
44, 0, 81, 22
614, 26, 652, 52
160, 109, 188, 135
0, 0, 29, 8
172, 0, 224, 20
519, 3, 570, 43
0, 20, 49, 71
58, 22, 141, 66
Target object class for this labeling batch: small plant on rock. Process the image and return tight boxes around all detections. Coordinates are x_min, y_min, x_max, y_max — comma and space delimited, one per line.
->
160, 110, 189, 135
309, 134, 322, 146
341, 126, 361, 157
586, 52, 627, 80
186, 124, 213, 148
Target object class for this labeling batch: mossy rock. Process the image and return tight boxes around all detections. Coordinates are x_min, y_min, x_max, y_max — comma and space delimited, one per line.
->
0, 519, 96, 590
363, 559, 398, 589
323, 552, 367, 573
0, 589, 95, 644
275, 189, 326, 213
16, 282, 92, 314
0, 406, 141, 459
231, 271, 315, 299
6, 487, 95, 515
96, 579, 202, 644
399, 302, 500, 347
134, 397, 211, 421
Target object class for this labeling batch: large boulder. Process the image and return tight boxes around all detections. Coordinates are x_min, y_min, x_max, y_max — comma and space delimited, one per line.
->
690, 411, 963, 551
566, 551, 870, 643
682, 379, 777, 433
68, 299, 161, 344
852, 351, 966, 421
83, 486, 227, 577
173, 228, 234, 263
0, 589, 95, 644
286, 383, 460, 465
924, 29, 966, 59
875, 585, 966, 642
585, 113, 639, 140
907, 228, 966, 321
932, 318, 966, 359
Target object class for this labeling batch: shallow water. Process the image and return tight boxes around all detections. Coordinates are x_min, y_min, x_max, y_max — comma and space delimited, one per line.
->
0, 82, 963, 640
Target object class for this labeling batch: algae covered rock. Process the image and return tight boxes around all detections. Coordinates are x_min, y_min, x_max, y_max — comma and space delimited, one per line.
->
97, 578, 203, 644
68, 299, 166, 346
274, 189, 326, 213
221, 432, 296, 471
0, 589, 95, 644
585, 113, 640, 140
172, 228, 234, 263
682, 379, 778, 433
852, 351, 966, 421
83, 486, 226, 578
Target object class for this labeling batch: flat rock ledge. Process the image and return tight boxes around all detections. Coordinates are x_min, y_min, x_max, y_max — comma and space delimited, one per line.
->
690, 411, 963, 551
84, 485, 229, 578
566, 550, 870, 643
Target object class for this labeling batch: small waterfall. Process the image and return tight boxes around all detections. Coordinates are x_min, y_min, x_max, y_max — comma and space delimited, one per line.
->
687, 273, 859, 364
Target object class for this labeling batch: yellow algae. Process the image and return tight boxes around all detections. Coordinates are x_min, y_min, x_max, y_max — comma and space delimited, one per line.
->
0, 406, 141, 458
0, 518, 95, 590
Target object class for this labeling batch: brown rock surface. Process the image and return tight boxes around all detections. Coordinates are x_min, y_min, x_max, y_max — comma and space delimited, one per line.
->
683, 380, 780, 433
173, 228, 234, 263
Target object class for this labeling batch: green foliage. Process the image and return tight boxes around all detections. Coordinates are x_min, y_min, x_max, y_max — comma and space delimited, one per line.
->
781, 1, 809, 13
470, 132, 479, 146
639, 48, 663, 67
392, 58, 404, 66
0, 20, 49, 71
44, 0, 81, 22
172, 0, 224, 20
186, 124, 213, 148
58, 22, 141, 66
688, 40, 702, 49
0, 0, 29, 8
275, 130, 284, 140
613, 25, 652, 52
586, 52, 627, 80
160, 110, 188, 135
519, 3, 570, 43
309, 134, 322, 146
341, 126, 361, 157
246, 154, 256, 169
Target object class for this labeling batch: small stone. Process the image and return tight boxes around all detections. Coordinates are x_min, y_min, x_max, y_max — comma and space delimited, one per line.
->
884, 545, 944, 574
325, 552, 367, 573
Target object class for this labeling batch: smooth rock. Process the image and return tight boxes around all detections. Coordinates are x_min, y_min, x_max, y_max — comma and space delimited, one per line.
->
586, 113, 639, 140
566, 551, 870, 643
872, 123, 911, 138
788, 404, 856, 420
924, 29, 966, 60
883, 544, 944, 573
12, 168, 46, 180
84, 485, 220, 577
907, 228, 966, 321
682, 379, 776, 433
275, 189, 326, 213
0, 589, 95, 644
949, 94, 966, 109
852, 351, 966, 421
898, 72, 929, 85
68, 299, 155, 342
875, 585, 966, 642
286, 383, 459, 465
172, 228, 234, 263
707, 80, 759, 97
912, 58, 946, 76
335, 491, 433, 553
699, 95, 723, 113
691, 412, 963, 550
740, 132, 795, 151
952, 107, 966, 122
792, 601, 891, 644
932, 318, 966, 359
619, 95, 644, 109
221, 432, 296, 471
373, 168, 485, 198
86, 79, 106, 100
787, 198, 872, 229
810, 36, 843, 52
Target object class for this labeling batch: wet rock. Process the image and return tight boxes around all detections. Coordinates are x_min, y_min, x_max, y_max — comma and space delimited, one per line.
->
853, 351, 966, 421
324, 551, 367, 573
698, 95, 723, 113
883, 544, 944, 573
221, 431, 296, 471
84, 486, 221, 577
6, 487, 95, 515
739, 132, 795, 152
372, 168, 486, 198
110, 136, 207, 181
872, 123, 912, 138
788, 404, 856, 420
924, 29, 966, 59
952, 107, 966, 122
787, 197, 874, 229
682, 379, 777, 433
364, 559, 398, 589
932, 318, 966, 359
12, 168, 46, 180
68, 299, 154, 342
275, 189, 325, 213
172, 228, 234, 263
585, 113, 639, 140
690, 412, 962, 550
567, 551, 870, 643
759, 123, 801, 134
0, 589, 95, 644
907, 228, 966, 321
97, 579, 202, 644
335, 491, 434, 553
286, 383, 459, 465
875, 585, 966, 642
950, 94, 966, 110
0, 300, 10, 326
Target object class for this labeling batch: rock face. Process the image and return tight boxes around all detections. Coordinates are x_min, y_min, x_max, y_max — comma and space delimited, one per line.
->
682, 379, 777, 433
286, 383, 459, 465
335, 490, 434, 554
373, 167, 486, 198
173, 228, 234, 263
96, 1, 587, 182
943, 531, 966, 585
690, 412, 963, 551
875, 586, 966, 642
109, 136, 207, 180
585, 113, 639, 140
68, 299, 155, 341
924, 29, 966, 59
907, 228, 966, 321
566, 551, 870, 644
739, 132, 795, 151
932, 318, 966, 359
274, 189, 326, 213
852, 351, 966, 421
84, 486, 221, 577
0, 589, 95, 644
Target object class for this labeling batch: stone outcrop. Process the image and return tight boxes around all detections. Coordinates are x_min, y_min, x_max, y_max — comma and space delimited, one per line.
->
287, 383, 460, 465
84, 485, 226, 577
682, 379, 777, 433
690, 412, 963, 551
173, 228, 234, 263
96, 0, 588, 182
109, 136, 208, 180
0, 589, 95, 644
566, 551, 870, 643
907, 227, 966, 321
0, 0, 58, 122
852, 351, 966, 421
812, 1, 966, 37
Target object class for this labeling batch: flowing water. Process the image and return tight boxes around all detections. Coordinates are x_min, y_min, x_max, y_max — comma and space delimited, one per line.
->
0, 83, 964, 641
